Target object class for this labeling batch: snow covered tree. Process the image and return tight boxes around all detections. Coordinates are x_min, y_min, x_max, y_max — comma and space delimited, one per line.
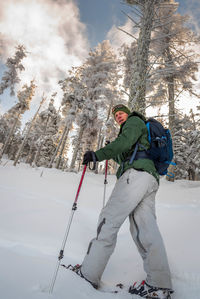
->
173, 110, 200, 180
69, 40, 121, 170
122, 0, 199, 132
0, 104, 22, 156
122, 0, 200, 182
48, 68, 85, 169
13, 96, 46, 166
0, 115, 10, 144
0, 80, 36, 160
122, 41, 137, 93
69, 99, 97, 170
17, 80, 36, 113
27, 94, 61, 167
123, 0, 159, 113
0, 45, 26, 96
149, 0, 199, 134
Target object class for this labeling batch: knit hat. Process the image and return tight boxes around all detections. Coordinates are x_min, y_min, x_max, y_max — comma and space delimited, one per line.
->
112, 104, 131, 117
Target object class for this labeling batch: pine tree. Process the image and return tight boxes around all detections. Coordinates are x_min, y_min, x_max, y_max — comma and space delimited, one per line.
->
0, 80, 36, 161
48, 68, 85, 169
13, 95, 45, 166
149, 0, 199, 134
69, 41, 121, 170
0, 45, 26, 96
122, 41, 137, 93
0, 104, 22, 157
29, 94, 60, 167
122, 0, 199, 129
173, 110, 200, 180
0, 115, 10, 144
123, 0, 159, 113
69, 99, 97, 170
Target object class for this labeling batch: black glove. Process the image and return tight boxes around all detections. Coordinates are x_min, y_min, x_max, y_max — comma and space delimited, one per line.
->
105, 140, 110, 146
82, 151, 98, 165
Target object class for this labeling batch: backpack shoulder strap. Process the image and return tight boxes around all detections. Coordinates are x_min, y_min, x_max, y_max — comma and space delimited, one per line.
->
129, 111, 146, 123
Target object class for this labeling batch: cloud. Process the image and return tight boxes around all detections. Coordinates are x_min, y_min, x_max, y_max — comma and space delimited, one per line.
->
0, 0, 89, 108
106, 18, 139, 51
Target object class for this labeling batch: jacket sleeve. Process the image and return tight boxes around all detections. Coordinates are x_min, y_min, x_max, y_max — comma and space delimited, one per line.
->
95, 116, 146, 162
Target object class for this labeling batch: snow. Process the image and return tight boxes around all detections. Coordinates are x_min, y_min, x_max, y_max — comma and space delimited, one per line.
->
0, 160, 200, 299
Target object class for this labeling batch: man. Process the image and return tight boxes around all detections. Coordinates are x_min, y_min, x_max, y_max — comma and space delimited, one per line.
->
76, 104, 173, 298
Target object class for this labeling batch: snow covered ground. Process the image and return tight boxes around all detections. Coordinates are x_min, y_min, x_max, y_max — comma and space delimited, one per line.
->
0, 159, 200, 299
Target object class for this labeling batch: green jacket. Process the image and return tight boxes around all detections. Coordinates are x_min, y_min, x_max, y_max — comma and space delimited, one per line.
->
95, 112, 159, 183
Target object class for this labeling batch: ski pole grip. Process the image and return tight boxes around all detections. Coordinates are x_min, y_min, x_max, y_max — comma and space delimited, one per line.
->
89, 152, 97, 170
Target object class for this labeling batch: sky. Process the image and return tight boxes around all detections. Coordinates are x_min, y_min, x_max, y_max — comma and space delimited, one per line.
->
76, 0, 200, 46
0, 0, 200, 119
76, 0, 127, 48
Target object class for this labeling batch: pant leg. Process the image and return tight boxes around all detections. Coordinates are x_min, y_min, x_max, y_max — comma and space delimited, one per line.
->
81, 169, 158, 287
129, 189, 172, 289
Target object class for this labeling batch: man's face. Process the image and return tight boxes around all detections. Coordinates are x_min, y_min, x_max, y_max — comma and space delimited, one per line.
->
115, 111, 129, 125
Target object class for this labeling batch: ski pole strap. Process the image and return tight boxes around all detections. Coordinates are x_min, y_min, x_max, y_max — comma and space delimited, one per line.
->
89, 152, 97, 170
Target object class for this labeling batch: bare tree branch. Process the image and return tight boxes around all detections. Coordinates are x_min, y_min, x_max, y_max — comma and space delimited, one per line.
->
117, 27, 138, 41
121, 10, 141, 27
131, 8, 143, 19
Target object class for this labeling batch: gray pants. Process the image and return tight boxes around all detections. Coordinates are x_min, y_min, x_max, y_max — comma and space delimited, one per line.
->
81, 169, 172, 289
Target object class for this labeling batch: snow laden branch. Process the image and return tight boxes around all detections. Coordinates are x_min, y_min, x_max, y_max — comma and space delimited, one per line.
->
123, 0, 158, 113
0, 80, 36, 161
149, 1, 200, 133
13, 95, 46, 166
0, 45, 26, 96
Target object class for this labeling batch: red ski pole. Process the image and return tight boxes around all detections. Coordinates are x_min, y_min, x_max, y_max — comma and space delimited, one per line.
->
103, 160, 108, 208
49, 165, 87, 293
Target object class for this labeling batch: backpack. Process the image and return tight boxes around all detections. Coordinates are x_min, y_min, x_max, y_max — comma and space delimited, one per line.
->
129, 112, 175, 176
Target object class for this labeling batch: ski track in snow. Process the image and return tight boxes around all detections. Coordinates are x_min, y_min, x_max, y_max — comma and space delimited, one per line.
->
0, 161, 200, 299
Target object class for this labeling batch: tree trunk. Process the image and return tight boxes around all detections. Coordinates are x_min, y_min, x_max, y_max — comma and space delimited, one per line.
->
166, 78, 176, 182
168, 77, 175, 135
61, 158, 69, 171
48, 124, 69, 168
56, 127, 70, 169
164, 46, 176, 182
95, 103, 113, 173
164, 44, 176, 135
13, 98, 45, 166
33, 116, 50, 167
25, 144, 33, 164
70, 125, 85, 170
129, 0, 156, 113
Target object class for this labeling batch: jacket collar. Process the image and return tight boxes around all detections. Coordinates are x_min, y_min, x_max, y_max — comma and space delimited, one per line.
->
118, 110, 146, 136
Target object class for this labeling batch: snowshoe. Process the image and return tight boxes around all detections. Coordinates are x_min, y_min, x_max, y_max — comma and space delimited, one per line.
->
128, 280, 173, 299
63, 264, 98, 289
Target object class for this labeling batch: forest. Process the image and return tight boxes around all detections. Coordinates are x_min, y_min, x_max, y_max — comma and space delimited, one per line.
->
0, 0, 200, 181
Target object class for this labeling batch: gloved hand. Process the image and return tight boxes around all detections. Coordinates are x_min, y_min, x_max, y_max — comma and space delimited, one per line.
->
105, 140, 110, 146
82, 151, 98, 165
